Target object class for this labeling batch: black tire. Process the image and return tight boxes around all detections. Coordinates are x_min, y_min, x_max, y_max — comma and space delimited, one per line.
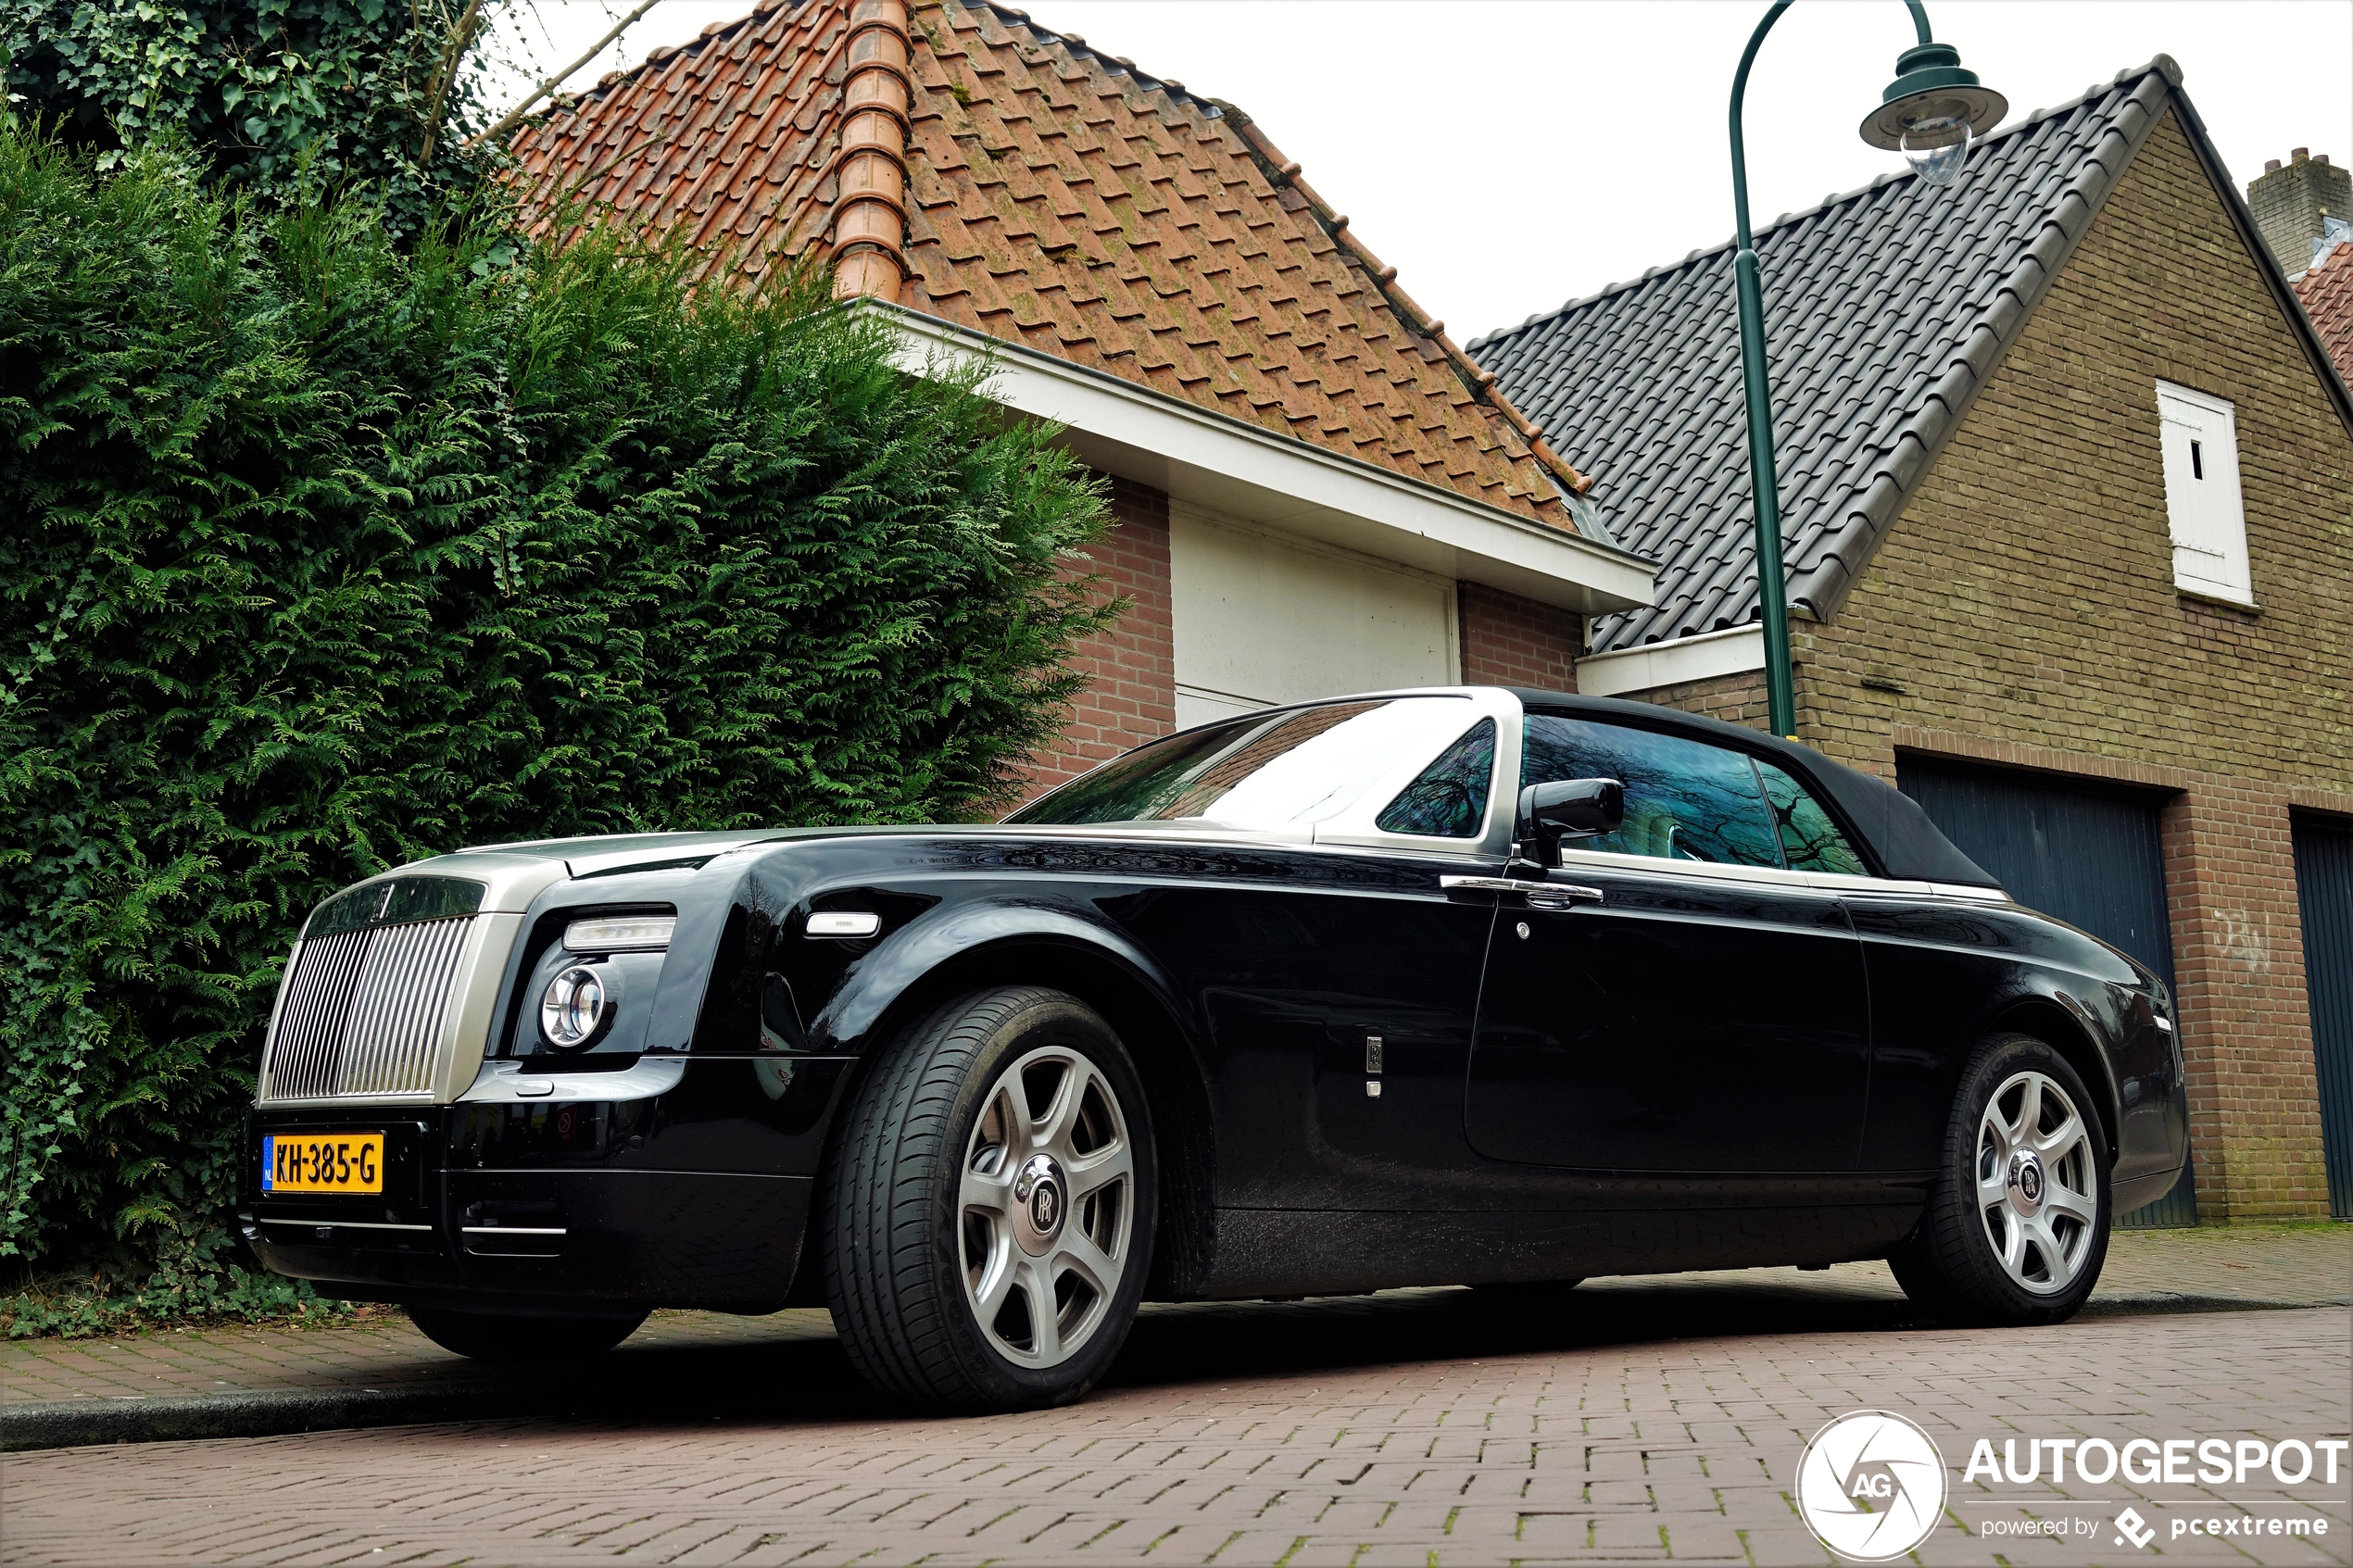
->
821, 986, 1157, 1411
1890, 1032, 2111, 1327
408, 1306, 648, 1361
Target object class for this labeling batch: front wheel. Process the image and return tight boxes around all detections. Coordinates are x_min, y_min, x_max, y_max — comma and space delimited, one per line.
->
1890, 1032, 2110, 1326
821, 986, 1156, 1411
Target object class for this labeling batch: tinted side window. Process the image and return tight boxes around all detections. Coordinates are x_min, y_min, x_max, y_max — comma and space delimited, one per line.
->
1755, 760, 1869, 875
1521, 716, 1780, 868
1377, 719, 1496, 838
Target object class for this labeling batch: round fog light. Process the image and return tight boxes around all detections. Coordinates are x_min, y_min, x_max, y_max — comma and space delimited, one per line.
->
540, 965, 610, 1048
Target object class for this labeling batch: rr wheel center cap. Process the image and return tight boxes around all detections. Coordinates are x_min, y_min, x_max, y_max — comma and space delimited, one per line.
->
2007, 1151, 2045, 1216
1012, 1154, 1067, 1256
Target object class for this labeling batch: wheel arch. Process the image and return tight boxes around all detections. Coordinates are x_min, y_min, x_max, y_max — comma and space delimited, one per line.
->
813, 927, 1218, 1303
1987, 995, 2124, 1165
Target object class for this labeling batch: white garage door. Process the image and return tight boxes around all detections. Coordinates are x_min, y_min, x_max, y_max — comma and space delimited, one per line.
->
1170, 507, 1459, 730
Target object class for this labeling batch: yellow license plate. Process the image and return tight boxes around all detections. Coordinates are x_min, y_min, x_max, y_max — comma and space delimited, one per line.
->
262, 1133, 384, 1195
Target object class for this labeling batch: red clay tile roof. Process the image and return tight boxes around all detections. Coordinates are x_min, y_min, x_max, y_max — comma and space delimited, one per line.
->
2295, 239, 2353, 389
506, 0, 1592, 532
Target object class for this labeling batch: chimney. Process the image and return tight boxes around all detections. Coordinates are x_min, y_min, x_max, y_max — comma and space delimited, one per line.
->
832, 0, 912, 302
2246, 145, 2353, 277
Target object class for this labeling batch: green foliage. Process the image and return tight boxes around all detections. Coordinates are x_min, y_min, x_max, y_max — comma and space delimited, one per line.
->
3, 0, 497, 236
0, 122, 1116, 1310
3, 1265, 361, 1338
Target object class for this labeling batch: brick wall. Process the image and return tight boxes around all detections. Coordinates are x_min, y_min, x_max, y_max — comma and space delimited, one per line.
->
1623, 108, 2351, 1218
1021, 478, 1176, 801
1457, 583, 1581, 691
1625, 664, 1773, 732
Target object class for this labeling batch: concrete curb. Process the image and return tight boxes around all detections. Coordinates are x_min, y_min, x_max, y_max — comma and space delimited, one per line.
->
2078, 1291, 2349, 1317
1, 1383, 547, 1451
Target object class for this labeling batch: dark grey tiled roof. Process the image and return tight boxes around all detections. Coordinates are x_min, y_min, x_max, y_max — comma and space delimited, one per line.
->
1470, 59, 2183, 654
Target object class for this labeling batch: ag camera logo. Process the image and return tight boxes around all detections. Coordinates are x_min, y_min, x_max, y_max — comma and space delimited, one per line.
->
1795, 1411, 1949, 1562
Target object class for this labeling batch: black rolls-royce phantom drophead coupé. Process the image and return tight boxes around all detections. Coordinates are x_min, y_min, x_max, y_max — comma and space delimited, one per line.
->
247, 687, 2188, 1409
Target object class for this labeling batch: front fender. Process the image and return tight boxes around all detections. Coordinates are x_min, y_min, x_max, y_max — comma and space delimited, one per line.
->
805, 894, 1193, 1056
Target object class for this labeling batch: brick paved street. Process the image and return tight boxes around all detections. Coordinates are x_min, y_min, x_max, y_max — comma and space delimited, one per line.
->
3, 1228, 2347, 1567
6, 1226, 2343, 1412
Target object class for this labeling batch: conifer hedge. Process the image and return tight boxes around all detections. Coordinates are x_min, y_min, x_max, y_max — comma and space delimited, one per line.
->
0, 123, 1114, 1317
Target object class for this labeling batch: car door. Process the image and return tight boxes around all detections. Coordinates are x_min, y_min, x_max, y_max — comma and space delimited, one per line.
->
1463, 713, 1872, 1173
1042, 694, 1516, 1215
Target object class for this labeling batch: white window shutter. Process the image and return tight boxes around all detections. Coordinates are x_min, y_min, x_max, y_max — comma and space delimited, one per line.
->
2156, 382, 2253, 604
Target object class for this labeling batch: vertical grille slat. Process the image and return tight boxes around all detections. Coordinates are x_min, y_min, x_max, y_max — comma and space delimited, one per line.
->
277, 928, 369, 1101
343, 922, 409, 1096
259, 915, 474, 1102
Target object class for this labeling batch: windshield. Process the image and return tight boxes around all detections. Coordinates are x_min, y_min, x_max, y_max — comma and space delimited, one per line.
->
1006, 697, 1481, 830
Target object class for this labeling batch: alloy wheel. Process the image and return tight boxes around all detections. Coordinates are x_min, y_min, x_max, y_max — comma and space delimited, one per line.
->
959, 1045, 1136, 1367
1974, 1069, 2097, 1295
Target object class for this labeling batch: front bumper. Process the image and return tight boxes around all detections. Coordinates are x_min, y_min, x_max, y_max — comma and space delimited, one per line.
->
245, 1102, 815, 1314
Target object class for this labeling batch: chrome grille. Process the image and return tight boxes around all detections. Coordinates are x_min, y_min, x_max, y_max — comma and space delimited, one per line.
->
260, 916, 473, 1101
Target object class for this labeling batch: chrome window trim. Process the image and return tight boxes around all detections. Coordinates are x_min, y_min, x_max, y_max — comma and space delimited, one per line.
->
1313, 687, 1525, 859
1548, 845, 1856, 896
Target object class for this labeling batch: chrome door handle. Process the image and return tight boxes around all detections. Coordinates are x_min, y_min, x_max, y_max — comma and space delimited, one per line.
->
1439, 876, 1525, 895
1439, 875, 1604, 909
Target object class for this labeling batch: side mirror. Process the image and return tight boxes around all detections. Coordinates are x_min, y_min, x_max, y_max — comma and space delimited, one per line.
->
1516, 777, 1625, 864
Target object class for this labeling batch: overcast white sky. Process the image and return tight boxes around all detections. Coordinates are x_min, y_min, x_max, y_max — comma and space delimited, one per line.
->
481, 1, 2353, 340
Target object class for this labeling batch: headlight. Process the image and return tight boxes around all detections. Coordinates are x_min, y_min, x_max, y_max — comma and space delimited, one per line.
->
563, 916, 674, 952
540, 965, 612, 1048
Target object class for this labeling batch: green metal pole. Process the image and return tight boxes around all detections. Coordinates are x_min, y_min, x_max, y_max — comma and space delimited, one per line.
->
1729, 0, 1932, 740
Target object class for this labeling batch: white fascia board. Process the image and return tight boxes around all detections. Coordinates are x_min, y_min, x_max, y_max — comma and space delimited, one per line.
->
869, 301, 1655, 615
1576, 624, 1765, 697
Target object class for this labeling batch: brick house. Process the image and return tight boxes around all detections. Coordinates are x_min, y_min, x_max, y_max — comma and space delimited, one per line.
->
1473, 59, 2353, 1222
507, 0, 1653, 797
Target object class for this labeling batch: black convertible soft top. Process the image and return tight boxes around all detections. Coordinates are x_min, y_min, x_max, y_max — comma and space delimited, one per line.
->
1511, 690, 2000, 888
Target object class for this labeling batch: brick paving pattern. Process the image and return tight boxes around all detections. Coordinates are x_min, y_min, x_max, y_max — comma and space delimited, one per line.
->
6, 1224, 2340, 1411
3, 1302, 2345, 1565
2, 1227, 2347, 1565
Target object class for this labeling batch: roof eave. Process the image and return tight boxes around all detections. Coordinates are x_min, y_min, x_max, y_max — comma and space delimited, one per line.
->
865, 299, 1658, 615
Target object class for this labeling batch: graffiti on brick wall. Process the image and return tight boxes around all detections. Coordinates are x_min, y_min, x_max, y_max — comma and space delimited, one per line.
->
2217, 909, 2272, 972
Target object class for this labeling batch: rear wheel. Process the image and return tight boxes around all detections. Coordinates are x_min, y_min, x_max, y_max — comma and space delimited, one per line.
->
822, 986, 1155, 1411
408, 1307, 647, 1361
1890, 1032, 2110, 1326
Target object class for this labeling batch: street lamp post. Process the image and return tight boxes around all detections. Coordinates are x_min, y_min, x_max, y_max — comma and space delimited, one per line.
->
1728, 1, 2007, 739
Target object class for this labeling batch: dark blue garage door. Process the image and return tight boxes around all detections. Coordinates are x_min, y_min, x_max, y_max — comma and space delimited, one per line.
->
2293, 816, 2353, 1218
1894, 755, 2193, 1227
